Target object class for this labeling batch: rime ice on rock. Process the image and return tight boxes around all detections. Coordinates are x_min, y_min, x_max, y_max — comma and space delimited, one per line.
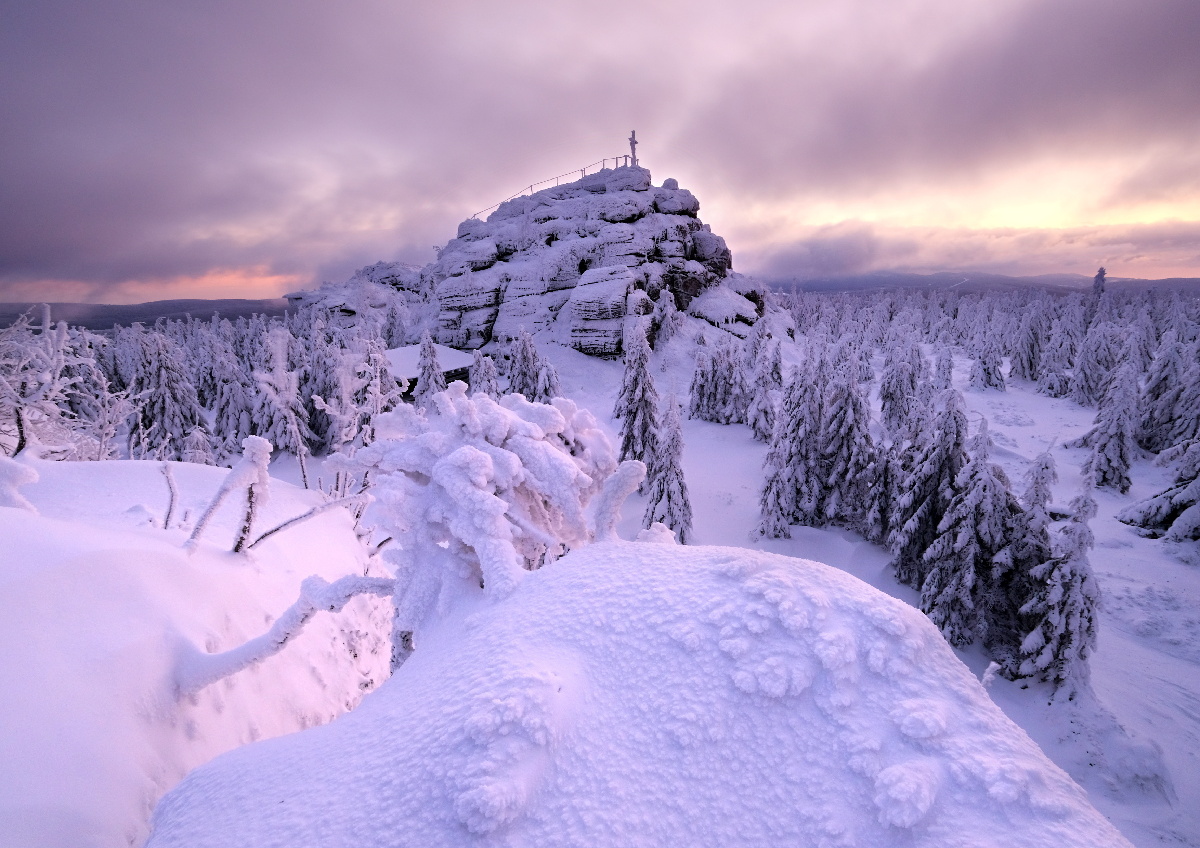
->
428, 166, 743, 355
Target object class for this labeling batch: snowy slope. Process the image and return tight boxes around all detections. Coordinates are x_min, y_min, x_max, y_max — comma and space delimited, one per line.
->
0, 457, 392, 848
503, 323, 1195, 847
148, 542, 1129, 847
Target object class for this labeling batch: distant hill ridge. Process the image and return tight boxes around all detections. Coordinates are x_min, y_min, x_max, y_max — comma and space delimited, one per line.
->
767, 270, 1200, 293
0, 298, 290, 331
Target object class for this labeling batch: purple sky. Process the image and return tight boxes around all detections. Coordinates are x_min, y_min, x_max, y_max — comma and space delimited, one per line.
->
2, 0, 1198, 303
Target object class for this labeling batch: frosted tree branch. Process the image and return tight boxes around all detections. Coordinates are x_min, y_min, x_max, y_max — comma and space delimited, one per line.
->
175, 574, 396, 697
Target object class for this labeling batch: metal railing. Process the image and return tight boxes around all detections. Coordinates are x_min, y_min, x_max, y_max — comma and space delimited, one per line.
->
471, 154, 636, 220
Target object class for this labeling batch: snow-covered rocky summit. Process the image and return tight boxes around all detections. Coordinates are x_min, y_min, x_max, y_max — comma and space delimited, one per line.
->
290, 166, 760, 356
147, 542, 1129, 848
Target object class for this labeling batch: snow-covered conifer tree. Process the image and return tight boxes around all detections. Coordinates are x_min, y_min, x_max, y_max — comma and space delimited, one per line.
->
687, 348, 717, 421
889, 389, 969, 588
1081, 362, 1139, 493
126, 331, 204, 460
1138, 331, 1187, 452
758, 357, 825, 535
1036, 319, 1073, 398
642, 395, 693, 544
1069, 323, 1118, 407
182, 427, 216, 466
746, 340, 783, 442
1009, 307, 1046, 382
968, 337, 1006, 391
934, 346, 954, 392
614, 325, 653, 422
920, 420, 1011, 647
413, 331, 447, 410
1118, 440, 1200, 539
533, 358, 562, 404
818, 362, 875, 530
468, 350, 500, 399
252, 327, 315, 485
507, 330, 541, 399
1019, 486, 1100, 696
1022, 449, 1058, 549
616, 329, 660, 473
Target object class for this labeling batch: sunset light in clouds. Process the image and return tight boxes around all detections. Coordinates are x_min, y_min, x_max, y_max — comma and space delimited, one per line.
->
2, 0, 1197, 302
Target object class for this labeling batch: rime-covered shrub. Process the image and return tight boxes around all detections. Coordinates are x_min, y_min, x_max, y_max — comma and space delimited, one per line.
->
346, 382, 624, 664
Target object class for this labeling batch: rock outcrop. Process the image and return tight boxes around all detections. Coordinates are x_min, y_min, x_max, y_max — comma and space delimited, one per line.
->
425, 166, 742, 355
290, 166, 758, 357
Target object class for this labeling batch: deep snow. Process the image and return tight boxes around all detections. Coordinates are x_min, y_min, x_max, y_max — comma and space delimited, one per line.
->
147, 542, 1130, 847
0, 457, 391, 848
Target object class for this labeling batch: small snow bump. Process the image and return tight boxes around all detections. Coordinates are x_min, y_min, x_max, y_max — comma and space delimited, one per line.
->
892, 699, 950, 740
873, 759, 941, 828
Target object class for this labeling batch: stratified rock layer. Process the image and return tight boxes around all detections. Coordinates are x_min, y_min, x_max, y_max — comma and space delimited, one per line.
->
426, 167, 737, 354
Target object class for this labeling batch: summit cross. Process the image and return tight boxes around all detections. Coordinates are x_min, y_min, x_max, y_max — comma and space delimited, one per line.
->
629, 130, 638, 167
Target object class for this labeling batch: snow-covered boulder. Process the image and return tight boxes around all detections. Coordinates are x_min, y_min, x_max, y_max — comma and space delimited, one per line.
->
147, 544, 1129, 848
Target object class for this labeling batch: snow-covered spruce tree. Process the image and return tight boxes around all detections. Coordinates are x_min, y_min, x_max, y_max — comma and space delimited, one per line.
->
889, 388, 969, 589
642, 395, 693, 544
1118, 440, 1200, 539
651, 287, 683, 346
758, 357, 825, 536
252, 327, 315, 486
934, 345, 954, 392
126, 331, 204, 461
208, 338, 257, 464
1138, 331, 1187, 452
346, 382, 625, 665
1127, 310, 1158, 374
1069, 323, 1118, 407
616, 328, 660, 474
1022, 449, 1058, 550
356, 341, 405, 446
687, 347, 717, 421
968, 337, 1006, 391
1080, 362, 1139, 493
614, 324, 653, 422
920, 420, 1012, 647
746, 340, 783, 442
1036, 319, 1073, 398
1019, 486, 1100, 697
533, 357, 562, 404
879, 338, 926, 438
506, 330, 541, 399
413, 331, 447, 411
818, 361, 875, 531
468, 350, 500, 399
1166, 356, 1200, 448
181, 427, 217, 466
1009, 306, 1046, 382
1085, 266, 1107, 327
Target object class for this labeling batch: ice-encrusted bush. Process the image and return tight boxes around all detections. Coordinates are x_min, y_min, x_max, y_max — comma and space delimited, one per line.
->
348, 382, 630, 665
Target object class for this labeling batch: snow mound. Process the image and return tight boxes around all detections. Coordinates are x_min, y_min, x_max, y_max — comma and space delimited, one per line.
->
147, 543, 1128, 847
0, 457, 392, 848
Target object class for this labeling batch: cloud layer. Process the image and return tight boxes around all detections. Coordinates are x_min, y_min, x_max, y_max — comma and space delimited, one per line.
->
1, 0, 1197, 302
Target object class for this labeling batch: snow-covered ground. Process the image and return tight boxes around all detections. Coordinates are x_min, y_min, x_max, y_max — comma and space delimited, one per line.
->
147, 542, 1129, 847
3, 312, 1198, 847
550, 331, 1196, 847
0, 457, 392, 848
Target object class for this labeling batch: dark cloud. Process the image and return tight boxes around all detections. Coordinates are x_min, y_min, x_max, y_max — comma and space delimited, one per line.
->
0, 0, 1197, 301
747, 220, 1200, 280
673, 0, 1200, 197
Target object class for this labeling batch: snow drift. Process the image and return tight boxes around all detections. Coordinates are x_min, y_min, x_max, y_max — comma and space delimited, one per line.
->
0, 456, 392, 848
148, 542, 1129, 847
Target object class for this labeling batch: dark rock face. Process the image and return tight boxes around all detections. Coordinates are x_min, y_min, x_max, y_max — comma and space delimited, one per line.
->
421, 166, 736, 355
